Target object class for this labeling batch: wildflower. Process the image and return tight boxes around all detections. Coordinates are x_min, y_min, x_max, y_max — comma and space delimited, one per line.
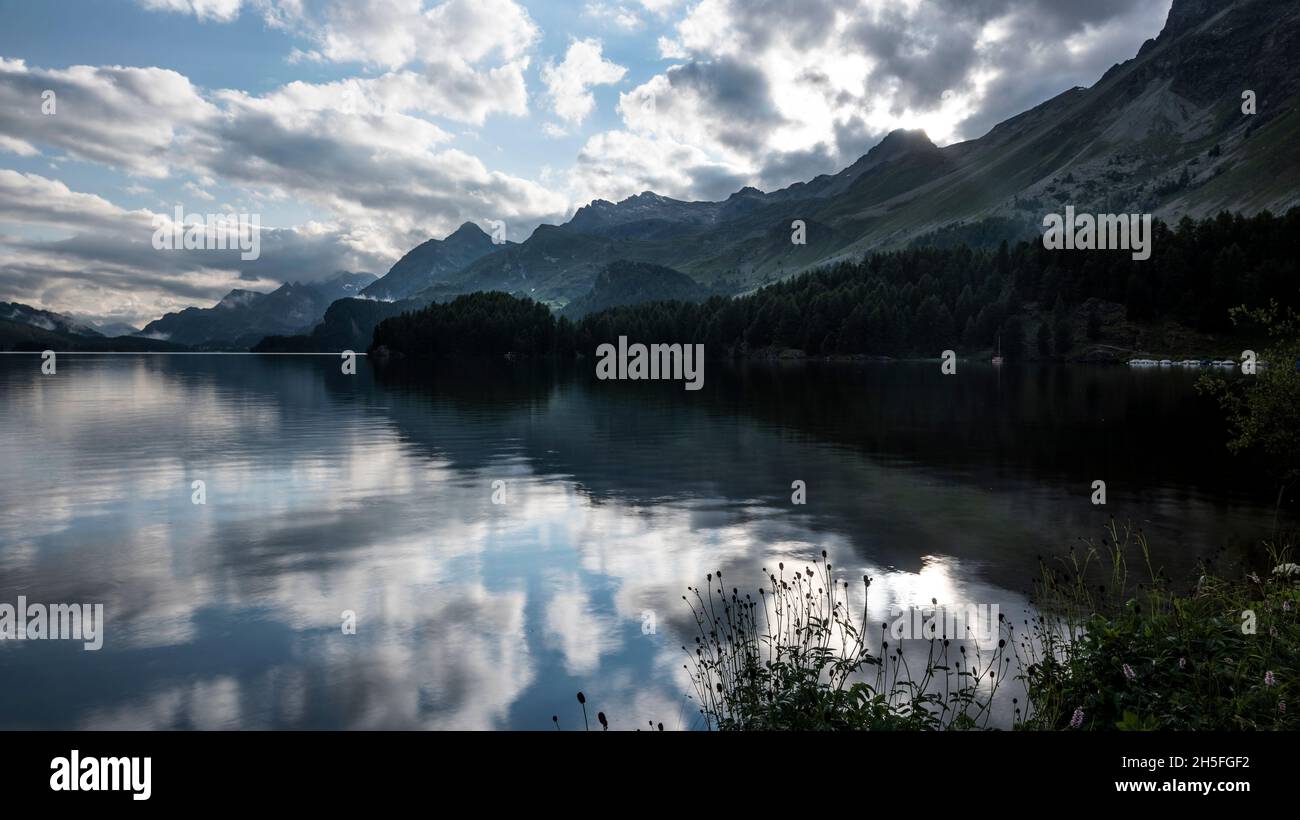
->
1178, 657, 1186, 670
1265, 671, 1275, 687
1123, 663, 1136, 681
1070, 706, 1085, 729
1280, 701, 1287, 714
1270, 626, 1278, 638
1272, 563, 1300, 579
1285, 600, 1293, 612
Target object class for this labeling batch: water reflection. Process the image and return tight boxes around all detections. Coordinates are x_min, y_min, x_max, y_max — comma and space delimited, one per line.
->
0, 356, 1283, 729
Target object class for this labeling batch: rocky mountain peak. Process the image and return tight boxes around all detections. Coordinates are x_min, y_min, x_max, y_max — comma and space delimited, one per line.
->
867, 128, 937, 160
1159, 0, 1221, 39
447, 221, 490, 242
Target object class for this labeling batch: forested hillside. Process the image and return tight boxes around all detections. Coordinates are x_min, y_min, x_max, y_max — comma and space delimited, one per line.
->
370, 209, 1300, 361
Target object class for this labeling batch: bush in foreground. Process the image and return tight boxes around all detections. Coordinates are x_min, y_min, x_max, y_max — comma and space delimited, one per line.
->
674, 524, 1295, 730
1019, 521, 1296, 730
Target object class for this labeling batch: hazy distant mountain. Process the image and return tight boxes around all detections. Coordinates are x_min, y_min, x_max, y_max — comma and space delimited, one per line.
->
140, 271, 377, 349
0, 302, 103, 337
560, 260, 710, 319
0, 317, 183, 352
321, 271, 377, 300
439, 0, 1300, 306
254, 296, 416, 353
86, 320, 141, 338
360, 222, 505, 301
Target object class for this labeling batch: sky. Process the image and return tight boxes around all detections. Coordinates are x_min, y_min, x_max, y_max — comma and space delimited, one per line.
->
0, 0, 1174, 328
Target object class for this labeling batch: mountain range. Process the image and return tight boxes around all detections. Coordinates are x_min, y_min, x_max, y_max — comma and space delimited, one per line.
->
436, 0, 1298, 305
136, 271, 376, 349
1, 302, 106, 337
358, 222, 507, 301
266, 0, 1300, 353
5, 0, 1298, 354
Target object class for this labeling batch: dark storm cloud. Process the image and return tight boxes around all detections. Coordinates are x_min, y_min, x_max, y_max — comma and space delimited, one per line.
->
665, 58, 788, 154
953, 0, 1174, 139
705, 0, 851, 52
832, 116, 881, 161
756, 143, 841, 191
685, 164, 753, 201
847, 0, 1171, 118
669, 0, 1173, 143
848, 10, 982, 112
932, 0, 1152, 34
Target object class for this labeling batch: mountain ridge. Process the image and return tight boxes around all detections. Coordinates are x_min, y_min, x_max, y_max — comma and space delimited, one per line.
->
359, 221, 506, 302
137, 270, 377, 349
438, 0, 1299, 306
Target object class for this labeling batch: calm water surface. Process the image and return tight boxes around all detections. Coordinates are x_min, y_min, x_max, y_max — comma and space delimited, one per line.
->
0, 355, 1282, 729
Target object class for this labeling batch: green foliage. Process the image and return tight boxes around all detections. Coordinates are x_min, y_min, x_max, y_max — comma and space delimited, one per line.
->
1016, 520, 1297, 731
371, 291, 562, 356
1197, 301, 1300, 488
676, 523, 1297, 731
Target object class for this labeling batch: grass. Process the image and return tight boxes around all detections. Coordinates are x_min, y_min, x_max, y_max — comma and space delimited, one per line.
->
664, 523, 1297, 731
1016, 519, 1296, 730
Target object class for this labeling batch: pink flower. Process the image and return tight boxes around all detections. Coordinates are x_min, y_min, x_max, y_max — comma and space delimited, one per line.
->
1280, 701, 1287, 714
1178, 657, 1186, 670
1070, 706, 1085, 729
1265, 670, 1276, 687
1123, 663, 1136, 681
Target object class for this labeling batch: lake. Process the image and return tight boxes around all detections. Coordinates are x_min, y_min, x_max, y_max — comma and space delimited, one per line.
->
0, 354, 1282, 729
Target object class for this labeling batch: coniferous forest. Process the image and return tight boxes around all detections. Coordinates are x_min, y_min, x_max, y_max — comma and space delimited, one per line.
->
370, 209, 1300, 360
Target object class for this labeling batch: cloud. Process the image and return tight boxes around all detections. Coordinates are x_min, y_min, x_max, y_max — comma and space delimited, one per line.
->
267, 0, 539, 70
620, 58, 786, 155
542, 39, 628, 125
569, 130, 747, 203
0, 58, 568, 320
572, 0, 1171, 203
0, 170, 396, 326
139, 0, 540, 125
0, 58, 216, 177
140, 0, 245, 22
583, 2, 645, 31
638, 0, 683, 15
